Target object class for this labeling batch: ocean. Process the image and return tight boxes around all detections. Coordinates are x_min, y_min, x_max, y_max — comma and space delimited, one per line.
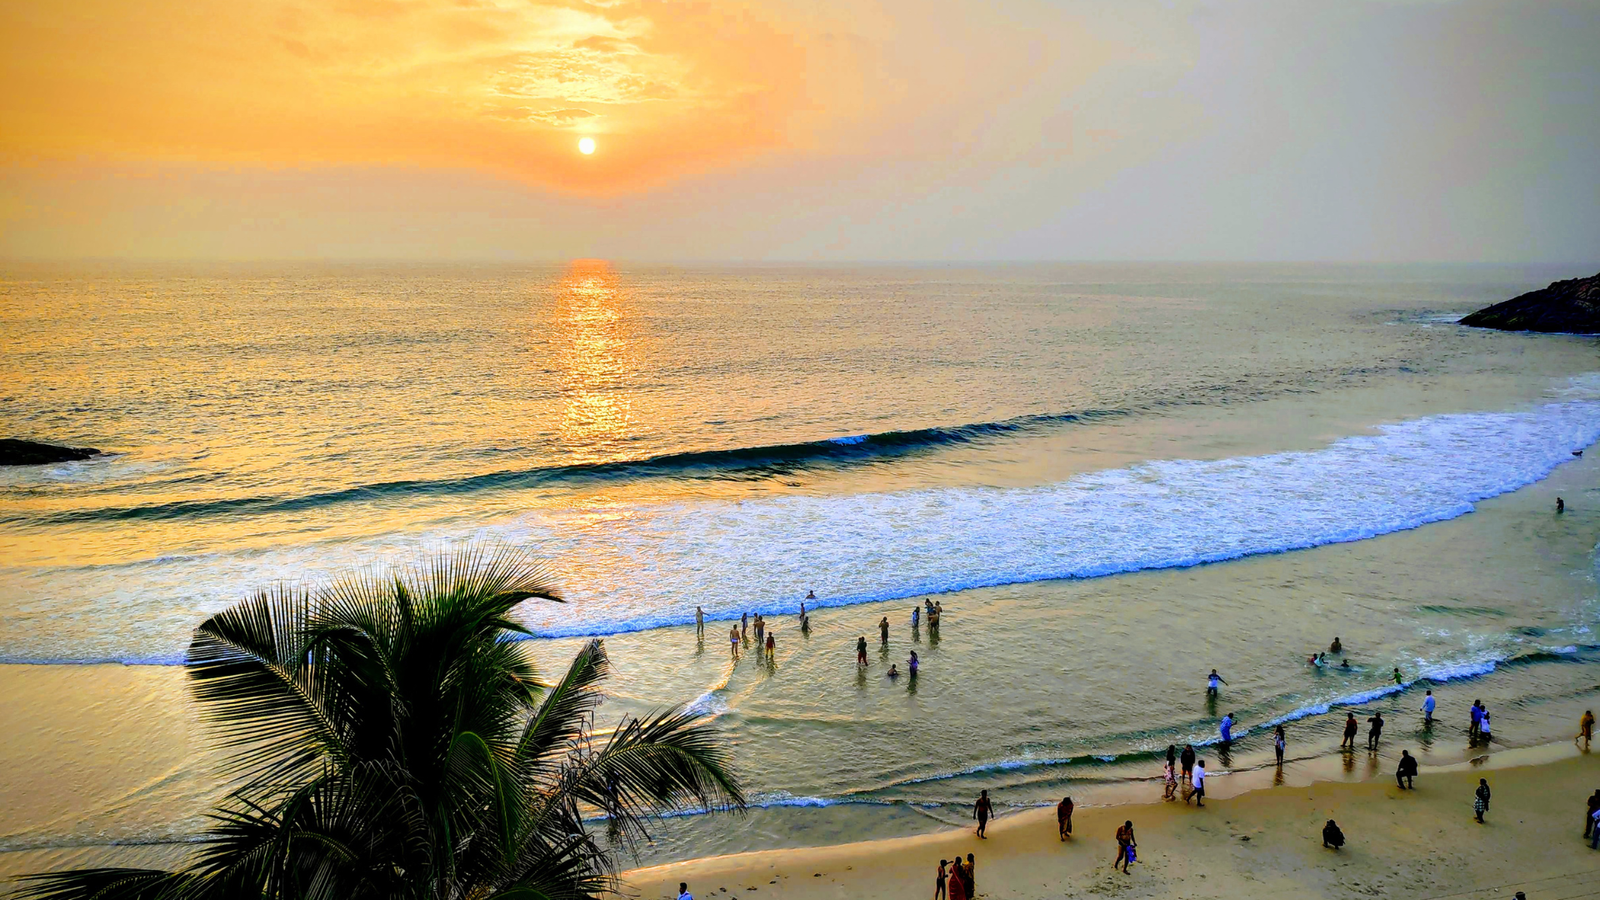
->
2, 261, 1598, 873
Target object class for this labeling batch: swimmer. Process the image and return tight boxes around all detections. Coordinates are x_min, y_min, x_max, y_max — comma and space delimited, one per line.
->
806, 590, 816, 600
887, 664, 900, 679
1330, 636, 1342, 654
1340, 659, 1351, 669
857, 636, 868, 666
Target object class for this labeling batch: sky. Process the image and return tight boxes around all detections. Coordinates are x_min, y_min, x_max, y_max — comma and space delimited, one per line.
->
1, 0, 1596, 262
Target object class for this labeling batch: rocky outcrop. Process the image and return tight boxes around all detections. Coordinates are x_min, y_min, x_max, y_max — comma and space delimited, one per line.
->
1460, 271, 1600, 333
0, 439, 101, 466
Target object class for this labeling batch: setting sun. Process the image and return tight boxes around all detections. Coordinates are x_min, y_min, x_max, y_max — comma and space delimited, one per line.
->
578, 138, 596, 156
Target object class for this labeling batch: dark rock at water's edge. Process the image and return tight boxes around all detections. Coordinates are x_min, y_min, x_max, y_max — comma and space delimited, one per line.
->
0, 439, 102, 466
1460, 271, 1600, 333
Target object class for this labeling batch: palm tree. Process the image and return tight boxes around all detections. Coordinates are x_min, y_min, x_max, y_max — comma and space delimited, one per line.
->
19, 546, 744, 900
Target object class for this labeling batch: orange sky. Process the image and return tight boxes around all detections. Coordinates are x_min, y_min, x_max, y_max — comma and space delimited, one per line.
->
1, 0, 1597, 261
0, 0, 876, 192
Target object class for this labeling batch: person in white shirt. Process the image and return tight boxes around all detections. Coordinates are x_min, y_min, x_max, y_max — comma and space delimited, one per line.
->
1422, 690, 1435, 723
1191, 760, 1207, 807
678, 882, 693, 900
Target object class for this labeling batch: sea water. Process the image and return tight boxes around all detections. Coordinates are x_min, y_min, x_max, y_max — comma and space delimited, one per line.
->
2, 261, 1599, 871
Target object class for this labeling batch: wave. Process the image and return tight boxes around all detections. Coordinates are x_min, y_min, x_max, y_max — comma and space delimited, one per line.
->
6, 410, 1122, 527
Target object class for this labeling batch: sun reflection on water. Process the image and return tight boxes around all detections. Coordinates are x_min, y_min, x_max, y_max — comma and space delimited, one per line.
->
554, 260, 636, 462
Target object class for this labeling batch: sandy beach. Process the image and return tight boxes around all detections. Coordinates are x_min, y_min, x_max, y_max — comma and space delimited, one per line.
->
627, 743, 1600, 900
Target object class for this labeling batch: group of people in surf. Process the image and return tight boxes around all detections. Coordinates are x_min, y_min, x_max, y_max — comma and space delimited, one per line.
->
1305, 636, 1404, 688
694, 592, 939, 680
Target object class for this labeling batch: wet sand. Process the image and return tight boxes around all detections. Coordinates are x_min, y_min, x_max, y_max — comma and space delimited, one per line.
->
626, 742, 1600, 900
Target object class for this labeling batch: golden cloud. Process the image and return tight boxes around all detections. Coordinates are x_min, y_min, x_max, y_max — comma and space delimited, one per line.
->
0, 0, 840, 192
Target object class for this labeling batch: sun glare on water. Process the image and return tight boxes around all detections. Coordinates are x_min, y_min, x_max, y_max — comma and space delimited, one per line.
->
578, 138, 596, 155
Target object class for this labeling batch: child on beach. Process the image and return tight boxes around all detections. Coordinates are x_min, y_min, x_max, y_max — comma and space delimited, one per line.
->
933, 860, 947, 900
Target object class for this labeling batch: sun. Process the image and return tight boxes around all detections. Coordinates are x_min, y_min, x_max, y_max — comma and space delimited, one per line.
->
578, 137, 596, 155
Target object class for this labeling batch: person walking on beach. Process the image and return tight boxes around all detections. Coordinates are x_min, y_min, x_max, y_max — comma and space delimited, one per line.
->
973, 790, 993, 838
1207, 669, 1227, 696
1322, 819, 1345, 849
1189, 759, 1207, 807
856, 636, 868, 666
1342, 713, 1359, 749
879, 615, 890, 646
678, 882, 693, 900
1163, 758, 1178, 800
1423, 690, 1435, 724
1396, 750, 1418, 789
1366, 712, 1384, 750
1274, 726, 1287, 766
1219, 712, 1235, 744
1058, 796, 1074, 838
933, 860, 948, 900
1113, 820, 1136, 873
1180, 744, 1196, 782
1584, 789, 1600, 838
1578, 710, 1595, 748
695, 605, 704, 637
1474, 778, 1491, 823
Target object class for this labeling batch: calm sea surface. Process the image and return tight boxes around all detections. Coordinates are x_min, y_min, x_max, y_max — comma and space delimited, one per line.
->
2, 262, 1599, 871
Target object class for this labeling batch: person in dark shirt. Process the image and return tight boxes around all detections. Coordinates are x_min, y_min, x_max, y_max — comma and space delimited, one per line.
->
1322, 819, 1345, 849
1396, 750, 1418, 789
1366, 712, 1385, 750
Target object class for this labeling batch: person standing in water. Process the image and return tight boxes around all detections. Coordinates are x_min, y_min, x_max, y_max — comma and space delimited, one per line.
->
1558, 497, 1566, 513
1422, 690, 1436, 724
1392, 666, 1404, 685
1469, 700, 1484, 739
1180, 744, 1196, 783
1474, 778, 1491, 823
1366, 711, 1385, 750
1057, 796, 1074, 839
754, 614, 764, 647
730, 626, 740, 657
973, 790, 993, 838
1190, 760, 1207, 807
1341, 713, 1359, 749
1219, 712, 1235, 744
1578, 709, 1595, 748
879, 615, 890, 646
695, 605, 704, 637
765, 631, 775, 659
1206, 669, 1227, 696
1330, 636, 1343, 654
740, 612, 749, 642
912, 605, 920, 628
907, 650, 919, 676
1274, 726, 1287, 766
856, 636, 868, 666
1478, 710, 1492, 744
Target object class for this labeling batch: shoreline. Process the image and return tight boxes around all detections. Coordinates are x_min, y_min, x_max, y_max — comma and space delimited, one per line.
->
624, 740, 1600, 899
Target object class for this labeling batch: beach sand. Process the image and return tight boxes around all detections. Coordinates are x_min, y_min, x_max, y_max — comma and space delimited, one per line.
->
626, 744, 1600, 900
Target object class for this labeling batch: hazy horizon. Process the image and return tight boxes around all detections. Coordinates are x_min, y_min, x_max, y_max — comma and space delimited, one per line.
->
3, 0, 1598, 263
